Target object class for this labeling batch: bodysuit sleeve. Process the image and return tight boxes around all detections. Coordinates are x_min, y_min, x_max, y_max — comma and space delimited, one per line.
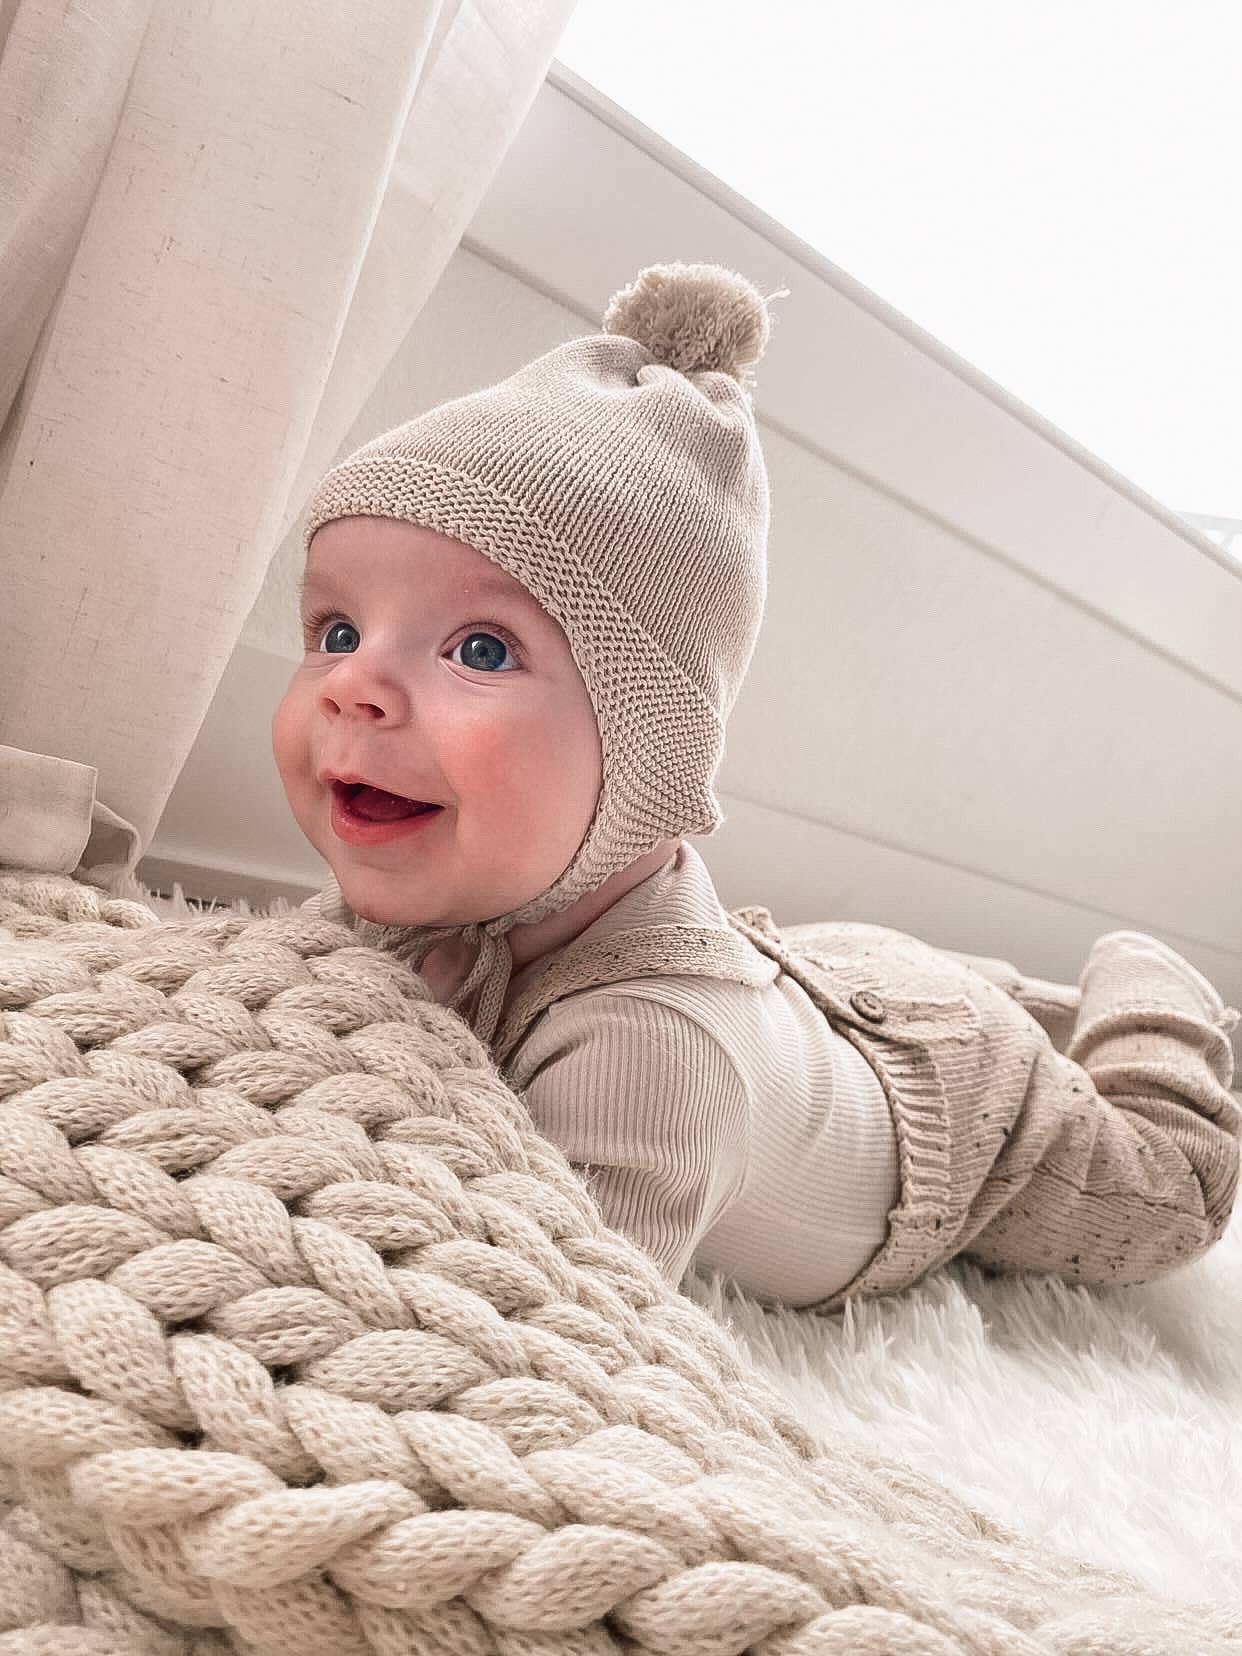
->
506, 988, 752, 1286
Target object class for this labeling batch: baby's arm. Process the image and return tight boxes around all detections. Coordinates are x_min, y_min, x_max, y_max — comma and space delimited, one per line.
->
507, 990, 750, 1285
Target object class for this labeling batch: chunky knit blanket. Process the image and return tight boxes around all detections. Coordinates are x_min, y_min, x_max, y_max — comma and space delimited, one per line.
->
2, 866, 1240, 1656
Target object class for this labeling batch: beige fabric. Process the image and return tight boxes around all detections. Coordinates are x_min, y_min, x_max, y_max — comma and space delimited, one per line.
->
309, 839, 1242, 1312
497, 843, 902, 1306
393, 879, 1239, 1313
0, 0, 576, 874
0, 744, 141, 887
0, 0, 155, 428
7, 861, 1242, 1652
308, 262, 787, 1052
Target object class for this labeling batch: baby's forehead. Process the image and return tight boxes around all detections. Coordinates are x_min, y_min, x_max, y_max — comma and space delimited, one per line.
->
303, 538, 550, 621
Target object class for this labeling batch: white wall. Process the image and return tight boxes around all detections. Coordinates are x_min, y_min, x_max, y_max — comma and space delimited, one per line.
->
142, 62, 1242, 1061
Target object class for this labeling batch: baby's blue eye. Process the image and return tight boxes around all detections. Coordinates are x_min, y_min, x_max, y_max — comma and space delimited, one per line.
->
316, 620, 356, 653
452, 632, 516, 672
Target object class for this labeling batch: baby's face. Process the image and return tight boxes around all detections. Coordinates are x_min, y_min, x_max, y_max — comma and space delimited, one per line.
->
273, 517, 603, 926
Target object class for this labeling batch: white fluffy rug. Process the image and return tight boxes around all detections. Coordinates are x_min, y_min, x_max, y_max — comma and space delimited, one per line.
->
95, 878, 1242, 1609
685, 1235, 1242, 1605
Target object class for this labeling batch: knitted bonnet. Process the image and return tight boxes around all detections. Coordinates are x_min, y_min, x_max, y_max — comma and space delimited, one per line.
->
301, 260, 786, 1046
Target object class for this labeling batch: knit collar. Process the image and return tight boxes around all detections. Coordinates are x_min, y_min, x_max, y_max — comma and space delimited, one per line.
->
311, 848, 686, 1049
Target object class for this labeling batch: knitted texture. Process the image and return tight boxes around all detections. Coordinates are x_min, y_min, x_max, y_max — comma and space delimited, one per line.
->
3, 867, 1242, 1655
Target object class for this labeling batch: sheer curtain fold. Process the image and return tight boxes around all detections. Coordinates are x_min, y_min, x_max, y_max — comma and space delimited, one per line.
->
0, 0, 577, 893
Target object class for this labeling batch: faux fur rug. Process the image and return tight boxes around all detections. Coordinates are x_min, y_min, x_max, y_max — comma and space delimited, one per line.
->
129, 877, 1242, 1614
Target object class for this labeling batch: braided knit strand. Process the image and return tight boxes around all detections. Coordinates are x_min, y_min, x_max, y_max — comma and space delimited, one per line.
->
1, 868, 1240, 1655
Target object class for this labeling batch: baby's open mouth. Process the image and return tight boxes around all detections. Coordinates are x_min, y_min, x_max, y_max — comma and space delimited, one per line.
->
332, 781, 442, 822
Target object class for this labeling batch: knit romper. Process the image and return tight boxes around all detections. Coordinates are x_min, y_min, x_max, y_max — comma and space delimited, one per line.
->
485, 900, 1241, 1313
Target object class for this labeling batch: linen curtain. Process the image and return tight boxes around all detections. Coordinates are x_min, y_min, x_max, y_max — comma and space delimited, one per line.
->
0, 0, 578, 890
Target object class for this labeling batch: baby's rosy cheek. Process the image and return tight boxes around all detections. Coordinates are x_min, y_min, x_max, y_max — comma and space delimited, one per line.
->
477, 722, 564, 804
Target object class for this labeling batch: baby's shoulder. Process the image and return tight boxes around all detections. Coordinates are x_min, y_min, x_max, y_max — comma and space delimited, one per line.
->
537, 979, 732, 1044
508, 983, 751, 1148
509, 979, 741, 1076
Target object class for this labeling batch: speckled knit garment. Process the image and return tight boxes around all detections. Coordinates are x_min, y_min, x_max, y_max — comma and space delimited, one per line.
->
4, 864, 1242, 1654
302, 261, 784, 1049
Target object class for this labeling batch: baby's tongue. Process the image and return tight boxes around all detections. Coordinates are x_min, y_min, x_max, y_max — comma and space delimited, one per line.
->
351, 785, 431, 821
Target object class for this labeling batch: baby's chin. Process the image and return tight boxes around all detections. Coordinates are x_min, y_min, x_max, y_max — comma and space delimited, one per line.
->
337, 891, 418, 926
330, 861, 531, 933
335, 885, 487, 931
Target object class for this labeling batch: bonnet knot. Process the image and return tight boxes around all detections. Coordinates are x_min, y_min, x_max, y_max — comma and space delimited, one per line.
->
602, 260, 788, 389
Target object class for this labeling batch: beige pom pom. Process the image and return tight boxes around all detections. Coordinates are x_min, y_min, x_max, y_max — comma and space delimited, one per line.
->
601, 261, 787, 388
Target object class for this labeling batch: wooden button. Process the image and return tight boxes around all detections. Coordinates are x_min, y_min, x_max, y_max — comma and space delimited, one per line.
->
850, 989, 887, 1022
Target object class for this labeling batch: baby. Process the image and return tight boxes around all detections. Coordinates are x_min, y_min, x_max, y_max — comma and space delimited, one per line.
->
275, 260, 1241, 1313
